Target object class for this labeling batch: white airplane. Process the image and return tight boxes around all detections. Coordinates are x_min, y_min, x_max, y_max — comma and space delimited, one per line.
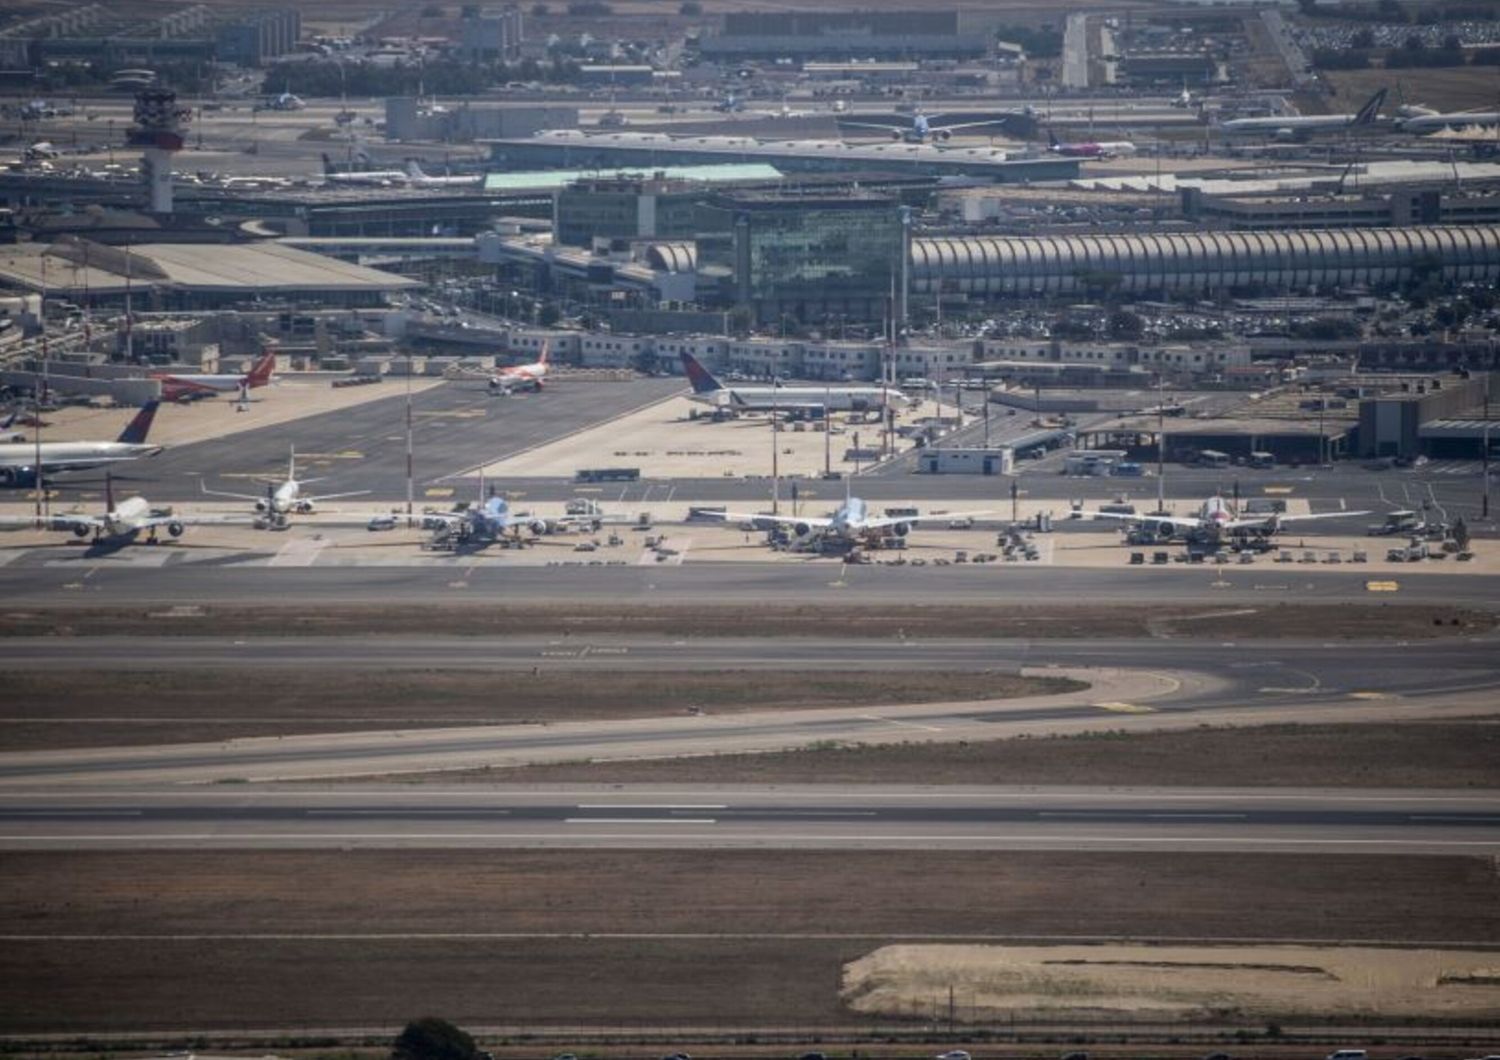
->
423, 476, 548, 547
838, 109, 1023, 143
0, 401, 163, 488
404, 160, 482, 187
680, 353, 909, 414
1075, 494, 1369, 544
320, 153, 407, 185
1398, 107, 1500, 134
200, 446, 369, 527
258, 92, 305, 112
2, 474, 232, 543
708, 492, 990, 547
490, 342, 549, 394
1218, 88, 1386, 140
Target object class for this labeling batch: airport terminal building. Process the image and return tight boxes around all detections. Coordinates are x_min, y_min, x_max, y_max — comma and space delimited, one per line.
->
909, 225, 1500, 298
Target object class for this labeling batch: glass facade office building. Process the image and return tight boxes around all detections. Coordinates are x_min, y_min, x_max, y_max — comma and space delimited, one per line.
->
700, 192, 902, 325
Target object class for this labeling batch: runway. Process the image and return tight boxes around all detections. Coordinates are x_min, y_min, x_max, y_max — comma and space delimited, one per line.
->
1, 634, 1494, 787
0, 786, 1493, 853
1, 559, 1497, 603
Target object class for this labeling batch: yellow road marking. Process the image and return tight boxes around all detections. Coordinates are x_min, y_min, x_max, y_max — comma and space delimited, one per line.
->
1262, 486, 1293, 495
1349, 691, 1389, 700
1094, 701, 1156, 714
424, 488, 455, 498
1365, 580, 1400, 592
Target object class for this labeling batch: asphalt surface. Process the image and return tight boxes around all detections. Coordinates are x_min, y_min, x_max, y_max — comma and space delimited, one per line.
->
0, 634, 1493, 789
0, 559, 1494, 604
0, 786, 1493, 853
106, 377, 684, 500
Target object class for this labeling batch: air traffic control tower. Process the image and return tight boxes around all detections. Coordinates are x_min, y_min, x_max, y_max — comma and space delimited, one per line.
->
127, 85, 189, 214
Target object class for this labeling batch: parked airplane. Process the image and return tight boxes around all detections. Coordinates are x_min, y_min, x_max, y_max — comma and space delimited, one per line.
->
320, 153, 408, 185
424, 477, 548, 547
152, 350, 276, 403
1218, 88, 1387, 140
490, 343, 549, 394
200, 446, 369, 527
1171, 81, 1199, 109
680, 352, 909, 414
1047, 130, 1137, 159
257, 92, 305, 112
0, 400, 162, 487
1398, 107, 1500, 134
708, 491, 990, 547
6, 473, 229, 543
404, 160, 482, 187
1075, 494, 1369, 544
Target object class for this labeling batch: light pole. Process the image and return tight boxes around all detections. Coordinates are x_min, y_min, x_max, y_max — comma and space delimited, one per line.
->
1483, 383, 1492, 521
1156, 371, 1166, 515
405, 350, 414, 524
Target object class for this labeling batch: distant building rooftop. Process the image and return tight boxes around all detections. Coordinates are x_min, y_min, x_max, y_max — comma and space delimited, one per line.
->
483, 163, 784, 194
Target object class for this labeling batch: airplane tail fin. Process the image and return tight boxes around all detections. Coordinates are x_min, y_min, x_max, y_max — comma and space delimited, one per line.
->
538, 340, 549, 367
405, 160, 425, 181
117, 399, 160, 444
1354, 88, 1388, 126
679, 352, 724, 394
245, 350, 277, 388
321, 152, 334, 175
1047, 128, 1058, 147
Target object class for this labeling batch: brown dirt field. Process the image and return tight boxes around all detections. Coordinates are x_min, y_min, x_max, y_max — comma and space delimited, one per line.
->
462, 721, 1500, 789
0, 670, 1079, 751
1, 603, 1491, 640
1324, 66, 1500, 114
2, 850, 1495, 1033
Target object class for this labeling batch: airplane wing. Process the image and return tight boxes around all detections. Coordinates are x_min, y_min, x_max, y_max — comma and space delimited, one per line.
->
1223, 510, 1370, 531
860, 509, 994, 529
1075, 509, 1204, 531
837, 119, 905, 134
303, 489, 372, 504
199, 481, 264, 503
707, 510, 834, 530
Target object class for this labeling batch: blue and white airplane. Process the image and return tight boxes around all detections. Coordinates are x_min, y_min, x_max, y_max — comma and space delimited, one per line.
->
424, 478, 549, 546
680, 352, 908, 414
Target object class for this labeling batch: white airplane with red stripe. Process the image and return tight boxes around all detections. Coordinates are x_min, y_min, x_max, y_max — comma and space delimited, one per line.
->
489, 342, 549, 394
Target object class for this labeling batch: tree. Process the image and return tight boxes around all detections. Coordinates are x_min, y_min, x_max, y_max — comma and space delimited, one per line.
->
1107, 308, 1144, 340
392, 1019, 478, 1060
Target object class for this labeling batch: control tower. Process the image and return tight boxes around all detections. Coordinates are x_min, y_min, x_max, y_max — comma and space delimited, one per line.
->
127, 86, 190, 214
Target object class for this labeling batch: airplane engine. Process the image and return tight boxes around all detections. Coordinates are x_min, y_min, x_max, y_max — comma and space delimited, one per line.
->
936, 129, 952, 141
254, 499, 270, 512
889, 130, 902, 141
793, 522, 813, 538
167, 521, 185, 538
1152, 521, 1176, 539
72, 524, 91, 538
296, 500, 316, 513
528, 519, 549, 536
891, 522, 911, 537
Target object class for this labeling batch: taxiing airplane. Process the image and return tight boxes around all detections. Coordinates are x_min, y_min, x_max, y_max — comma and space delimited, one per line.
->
200, 446, 369, 527
708, 491, 990, 548
680, 353, 909, 414
152, 350, 276, 403
320, 153, 408, 186
257, 92, 305, 112
0, 400, 162, 488
404, 161, 482, 188
1047, 130, 1137, 159
490, 342, 549, 394
1075, 494, 1369, 544
838, 110, 1023, 144
1218, 88, 1386, 141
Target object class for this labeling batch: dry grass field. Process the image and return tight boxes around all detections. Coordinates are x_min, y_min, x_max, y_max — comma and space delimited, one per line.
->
2, 849, 1494, 1034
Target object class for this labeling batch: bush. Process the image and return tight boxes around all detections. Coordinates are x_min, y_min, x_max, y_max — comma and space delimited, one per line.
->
392, 1019, 478, 1060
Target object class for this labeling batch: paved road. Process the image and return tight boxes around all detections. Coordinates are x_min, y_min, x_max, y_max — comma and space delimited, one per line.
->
0, 786, 1493, 853
75, 378, 684, 501
0, 559, 1494, 604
